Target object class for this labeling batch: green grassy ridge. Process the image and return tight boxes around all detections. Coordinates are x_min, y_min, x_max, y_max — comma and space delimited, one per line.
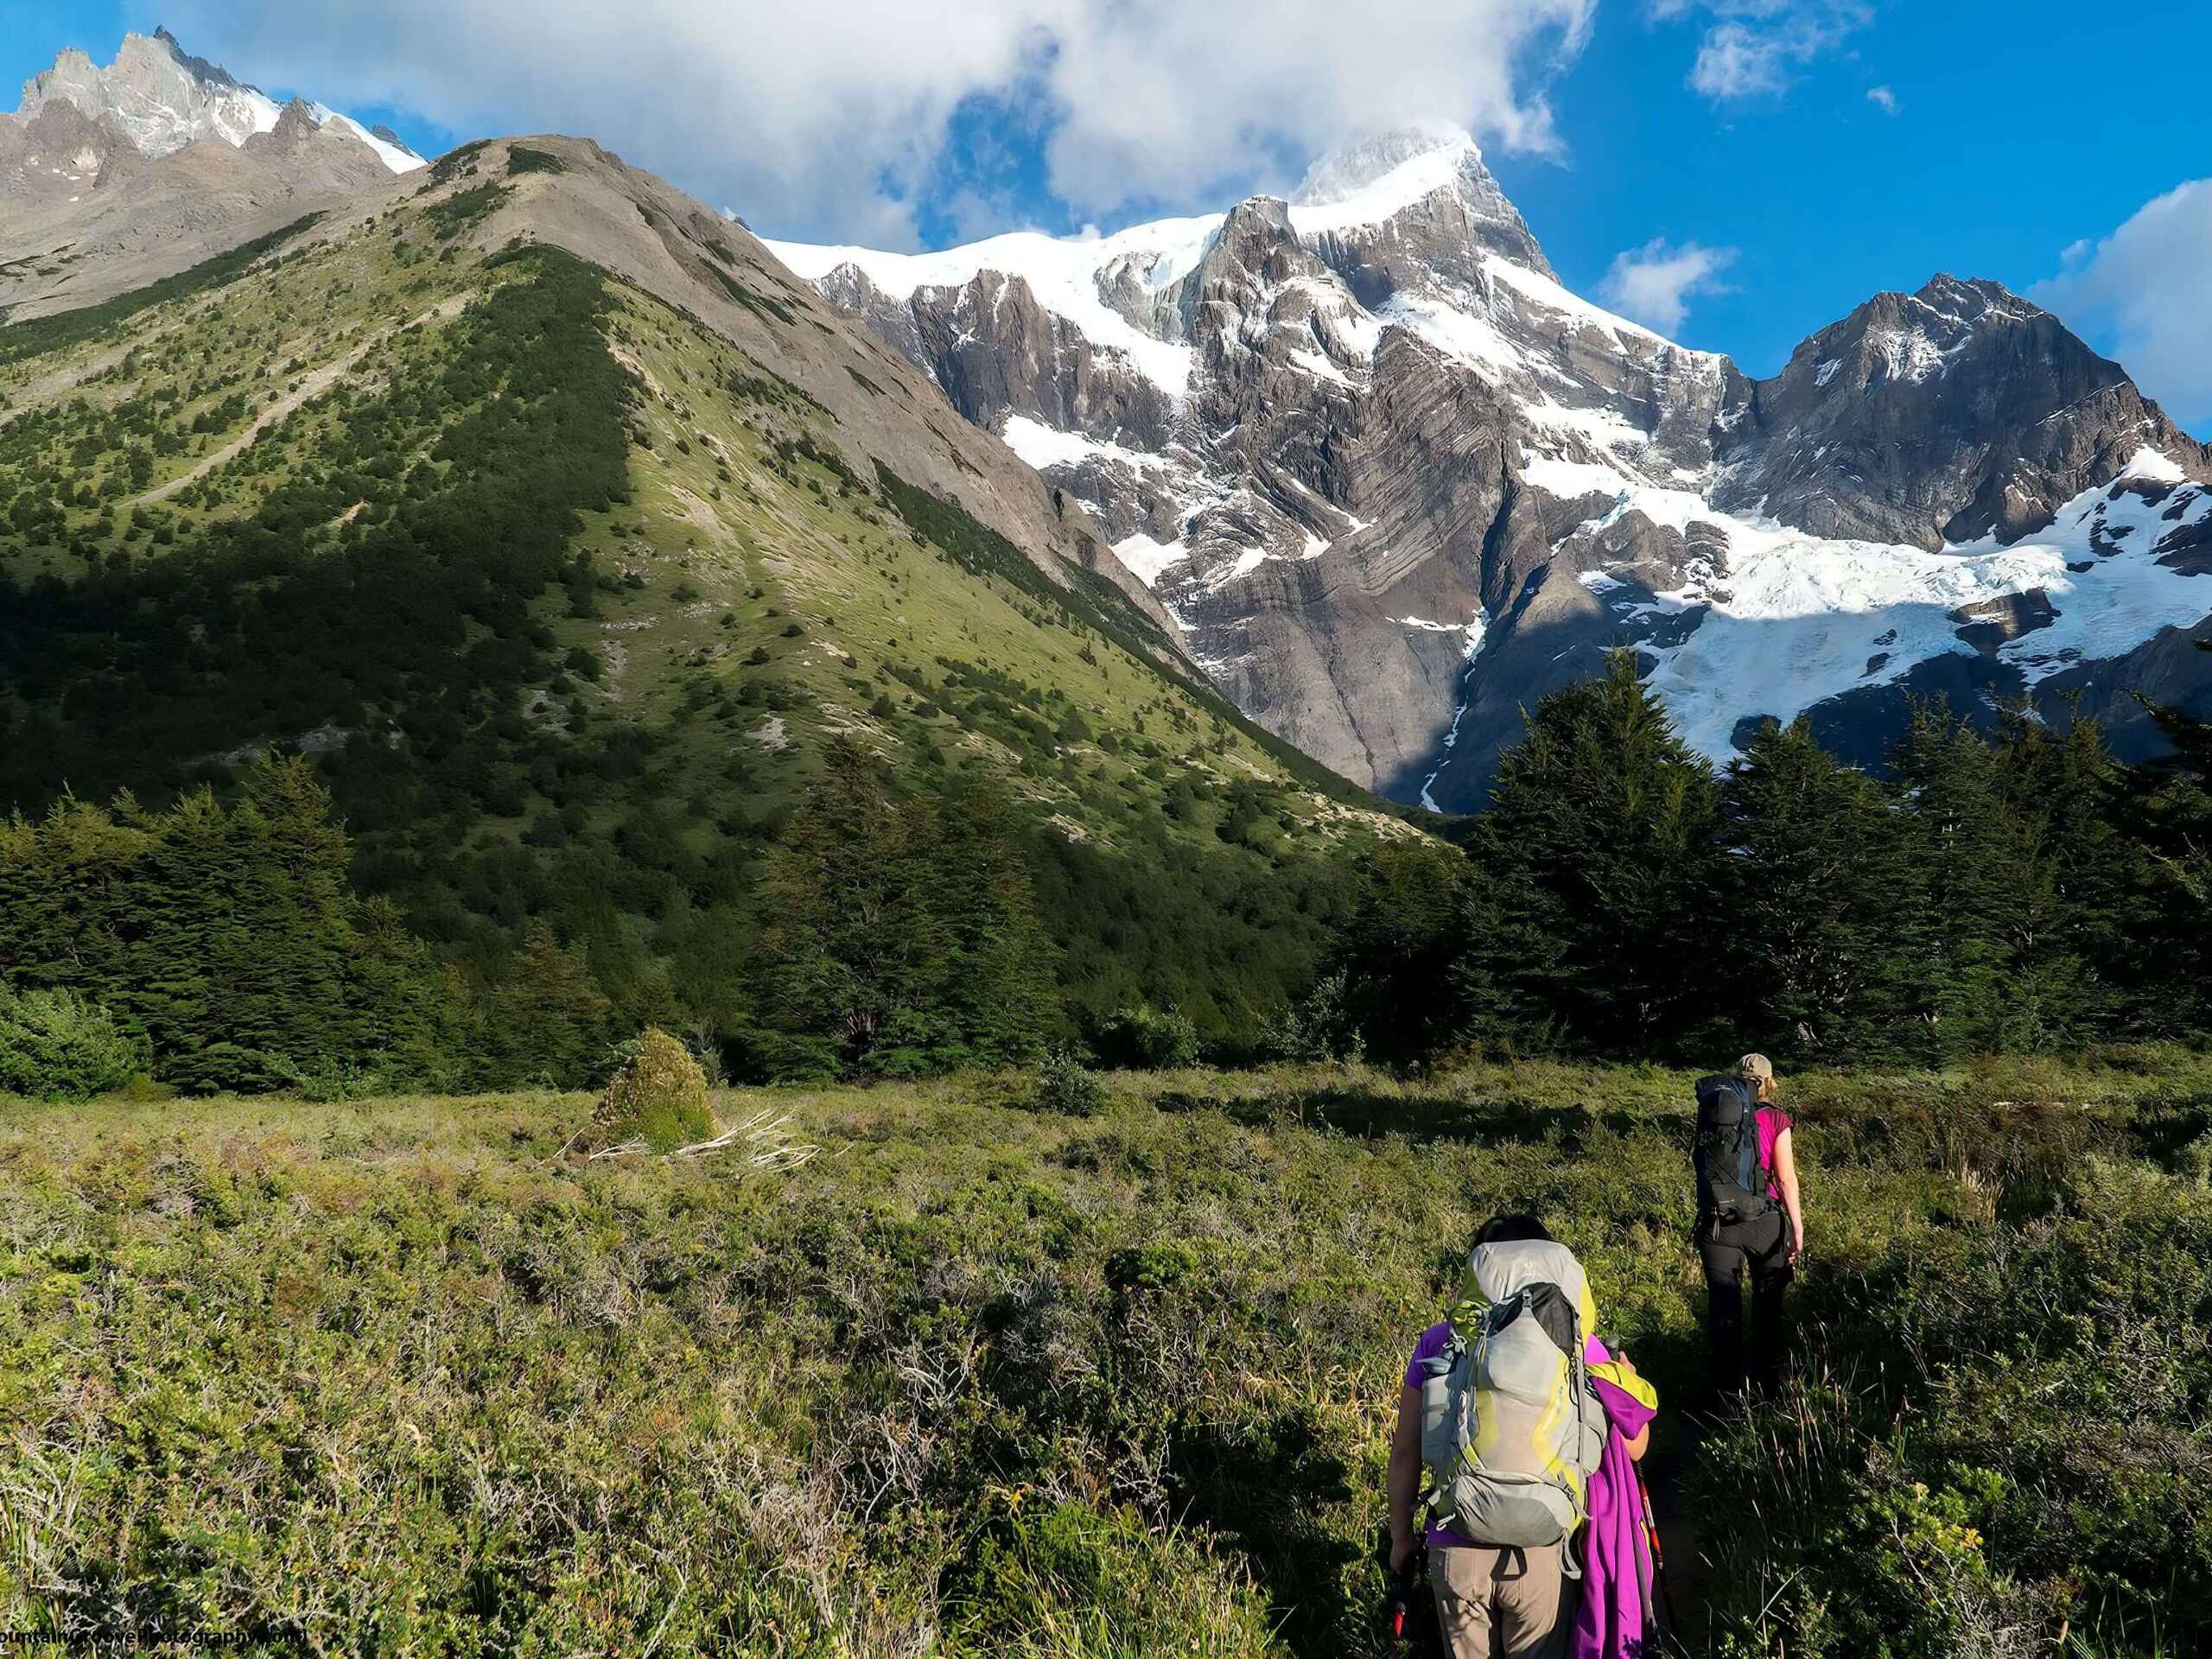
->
1, 244, 624, 788
872, 463, 1382, 811
3, 1051, 2204, 1653
0, 206, 1416, 1051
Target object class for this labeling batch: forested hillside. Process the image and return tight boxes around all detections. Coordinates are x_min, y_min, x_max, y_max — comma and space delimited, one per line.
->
0, 139, 1418, 1092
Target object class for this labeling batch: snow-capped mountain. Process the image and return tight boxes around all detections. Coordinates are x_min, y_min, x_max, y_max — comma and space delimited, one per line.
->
769, 128, 2212, 807
2, 31, 423, 325
14, 28, 421, 175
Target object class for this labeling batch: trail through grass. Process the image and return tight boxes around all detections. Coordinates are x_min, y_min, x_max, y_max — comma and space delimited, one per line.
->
3, 1051, 2207, 1655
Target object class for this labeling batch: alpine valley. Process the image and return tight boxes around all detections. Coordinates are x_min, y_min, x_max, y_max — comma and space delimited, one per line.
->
2, 29, 2209, 1046
7, 29, 2212, 1659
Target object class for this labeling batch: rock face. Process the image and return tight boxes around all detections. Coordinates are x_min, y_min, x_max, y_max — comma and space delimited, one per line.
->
770, 127, 2212, 805
1, 32, 416, 321
1713, 276, 2204, 550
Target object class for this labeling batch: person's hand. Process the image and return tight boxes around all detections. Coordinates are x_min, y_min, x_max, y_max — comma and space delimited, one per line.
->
1788, 1225, 1805, 1263
1616, 1351, 1639, 1376
1389, 1530, 1418, 1577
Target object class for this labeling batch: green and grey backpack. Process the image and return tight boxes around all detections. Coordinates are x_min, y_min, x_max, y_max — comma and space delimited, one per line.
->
1417, 1238, 1606, 1565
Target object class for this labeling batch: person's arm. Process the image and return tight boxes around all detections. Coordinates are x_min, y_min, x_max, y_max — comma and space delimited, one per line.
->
1388, 1382, 1423, 1574
1774, 1125, 1805, 1262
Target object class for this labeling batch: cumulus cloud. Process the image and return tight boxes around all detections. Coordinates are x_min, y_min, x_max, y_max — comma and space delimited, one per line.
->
1656, 2, 1869, 103
2030, 179, 2212, 435
162, 0, 1596, 247
1599, 238, 1738, 334
1866, 84, 1900, 115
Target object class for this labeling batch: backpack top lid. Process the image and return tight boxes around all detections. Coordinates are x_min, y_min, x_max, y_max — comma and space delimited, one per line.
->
1695, 1072, 1754, 1114
1465, 1238, 1598, 1338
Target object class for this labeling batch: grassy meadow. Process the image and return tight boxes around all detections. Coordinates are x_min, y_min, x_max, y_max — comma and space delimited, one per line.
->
3, 1051, 2208, 1656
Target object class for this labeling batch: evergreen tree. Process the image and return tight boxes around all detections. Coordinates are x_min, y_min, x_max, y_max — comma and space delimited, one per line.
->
749, 741, 1057, 1078
1887, 705, 2017, 1058
2142, 640, 2212, 782
1715, 719, 1920, 1059
1454, 651, 1719, 1054
923, 772, 1057, 1069
0, 758, 458, 1091
482, 922, 615, 1089
2121, 644, 2212, 1031
1326, 841, 1477, 1060
1985, 708, 2131, 1045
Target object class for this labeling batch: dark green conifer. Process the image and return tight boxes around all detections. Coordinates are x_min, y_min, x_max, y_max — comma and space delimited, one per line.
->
1457, 649, 1719, 1053
1715, 718, 1919, 1059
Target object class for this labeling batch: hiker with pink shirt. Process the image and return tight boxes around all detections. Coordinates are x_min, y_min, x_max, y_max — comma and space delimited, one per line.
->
1692, 1052, 1806, 1397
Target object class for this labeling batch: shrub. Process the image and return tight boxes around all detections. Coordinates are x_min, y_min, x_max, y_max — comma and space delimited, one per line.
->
0, 986, 148, 1100
593, 1027, 713, 1150
1097, 1004, 1200, 1070
1261, 970, 1366, 1065
278, 1053, 394, 1103
1031, 1046, 1105, 1116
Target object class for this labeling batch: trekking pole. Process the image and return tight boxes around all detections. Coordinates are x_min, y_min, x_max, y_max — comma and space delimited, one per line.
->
1386, 1541, 1426, 1650
1633, 1461, 1681, 1635
1389, 1570, 1415, 1646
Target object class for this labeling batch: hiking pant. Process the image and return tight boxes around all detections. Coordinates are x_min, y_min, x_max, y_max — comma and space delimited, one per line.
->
1429, 1541, 1570, 1659
1700, 1209, 1793, 1396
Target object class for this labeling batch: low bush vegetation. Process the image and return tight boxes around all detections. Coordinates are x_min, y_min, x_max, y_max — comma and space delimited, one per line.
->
0, 985, 146, 1099
3, 1051, 2204, 1654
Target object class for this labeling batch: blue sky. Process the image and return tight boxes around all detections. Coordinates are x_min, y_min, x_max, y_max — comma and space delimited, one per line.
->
10, 2, 2210, 429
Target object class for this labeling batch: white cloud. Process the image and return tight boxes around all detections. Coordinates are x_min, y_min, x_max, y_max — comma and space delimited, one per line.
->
1866, 84, 1900, 115
162, 0, 1596, 247
2030, 179, 2212, 435
1598, 238, 1738, 334
1690, 23, 1791, 98
1661, 2, 1869, 104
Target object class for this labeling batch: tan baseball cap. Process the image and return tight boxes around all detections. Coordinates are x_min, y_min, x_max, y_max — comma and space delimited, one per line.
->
1738, 1052, 1775, 1084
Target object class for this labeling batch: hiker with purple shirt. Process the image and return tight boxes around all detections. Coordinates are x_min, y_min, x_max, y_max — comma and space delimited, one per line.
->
1693, 1052, 1806, 1397
1387, 1215, 1661, 1659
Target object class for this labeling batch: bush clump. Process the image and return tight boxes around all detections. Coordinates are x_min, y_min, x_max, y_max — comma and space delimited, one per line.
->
593, 1027, 713, 1151
1031, 1046, 1105, 1116
1096, 1003, 1201, 1070
1262, 969, 1367, 1064
0, 985, 149, 1100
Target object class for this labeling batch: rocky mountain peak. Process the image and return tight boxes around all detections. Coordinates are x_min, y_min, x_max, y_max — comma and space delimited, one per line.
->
143, 25, 249, 92
778, 129, 2211, 808
1286, 123, 1554, 292
10, 29, 418, 175
20, 29, 264, 156
1714, 268, 2206, 550
255, 98, 327, 155
1289, 124, 1478, 209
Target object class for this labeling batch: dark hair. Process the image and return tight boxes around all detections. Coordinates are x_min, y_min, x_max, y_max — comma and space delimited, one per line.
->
1475, 1214, 1553, 1245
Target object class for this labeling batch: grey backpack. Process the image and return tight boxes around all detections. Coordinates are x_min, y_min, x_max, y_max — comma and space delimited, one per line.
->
1417, 1239, 1606, 1564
